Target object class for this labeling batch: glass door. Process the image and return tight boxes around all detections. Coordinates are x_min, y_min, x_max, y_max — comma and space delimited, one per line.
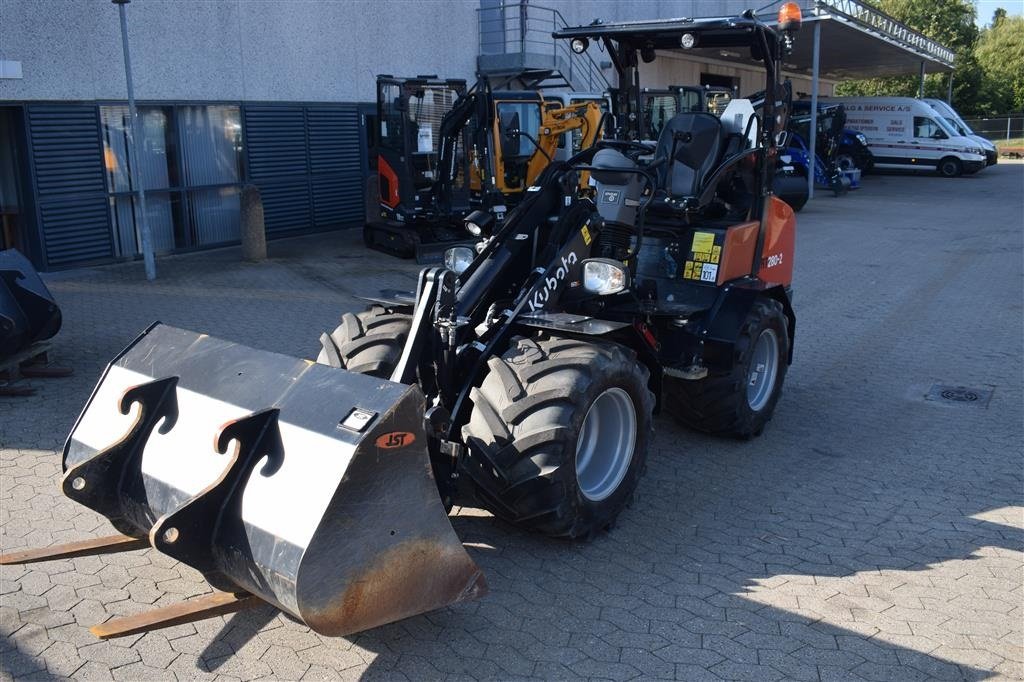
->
101, 105, 180, 257
100, 104, 244, 257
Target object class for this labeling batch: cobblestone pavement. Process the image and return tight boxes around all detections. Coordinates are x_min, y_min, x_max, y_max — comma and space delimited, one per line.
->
2, 163, 1022, 681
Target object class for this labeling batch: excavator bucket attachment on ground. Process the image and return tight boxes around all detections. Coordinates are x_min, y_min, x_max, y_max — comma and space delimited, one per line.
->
0, 248, 62, 360
58, 323, 486, 636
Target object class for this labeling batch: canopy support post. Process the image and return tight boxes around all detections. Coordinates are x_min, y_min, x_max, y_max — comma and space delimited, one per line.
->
918, 61, 926, 98
808, 20, 821, 201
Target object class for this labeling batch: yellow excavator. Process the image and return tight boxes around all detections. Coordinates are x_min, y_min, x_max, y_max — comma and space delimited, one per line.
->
365, 76, 603, 259
481, 96, 604, 200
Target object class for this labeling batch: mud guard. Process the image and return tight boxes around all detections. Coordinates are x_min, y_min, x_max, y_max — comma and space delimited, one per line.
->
703, 284, 796, 366
61, 323, 486, 636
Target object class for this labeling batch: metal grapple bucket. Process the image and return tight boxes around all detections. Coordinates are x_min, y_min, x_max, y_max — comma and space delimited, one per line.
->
62, 323, 486, 636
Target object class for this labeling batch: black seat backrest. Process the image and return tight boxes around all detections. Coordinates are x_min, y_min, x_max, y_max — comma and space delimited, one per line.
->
654, 112, 723, 198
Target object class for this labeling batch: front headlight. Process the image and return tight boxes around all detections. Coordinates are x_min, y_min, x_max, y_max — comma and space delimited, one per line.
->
463, 209, 495, 237
966, 147, 982, 155
444, 246, 475, 275
582, 259, 629, 295
855, 132, 867, 146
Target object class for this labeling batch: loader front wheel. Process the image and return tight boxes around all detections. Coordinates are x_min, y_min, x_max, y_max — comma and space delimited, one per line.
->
462, 335, 654, 539
316, 306, 412, 378
664, 297, 789, 439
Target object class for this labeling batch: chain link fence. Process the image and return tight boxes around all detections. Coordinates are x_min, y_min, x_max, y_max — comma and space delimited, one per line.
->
961, 115, 1024, 142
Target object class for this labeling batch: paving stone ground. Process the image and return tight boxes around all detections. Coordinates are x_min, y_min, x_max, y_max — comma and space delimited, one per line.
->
1, 163, 1022, 681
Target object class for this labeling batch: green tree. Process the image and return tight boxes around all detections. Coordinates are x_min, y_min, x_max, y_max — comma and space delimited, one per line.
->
991, 8, 1007, 28
975, 15, 1024, 112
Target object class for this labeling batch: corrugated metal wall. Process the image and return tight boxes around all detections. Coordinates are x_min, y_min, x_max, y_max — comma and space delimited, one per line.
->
244, 104, 364, 235
26, 105, 113, 267
16, 102, 365, 269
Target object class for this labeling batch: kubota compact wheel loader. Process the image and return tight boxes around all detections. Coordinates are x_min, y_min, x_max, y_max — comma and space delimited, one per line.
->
1, 5, 804, 641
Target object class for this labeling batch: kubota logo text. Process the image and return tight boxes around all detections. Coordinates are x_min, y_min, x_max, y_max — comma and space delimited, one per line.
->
376, 432, 416, 449
528, 252, 578, 312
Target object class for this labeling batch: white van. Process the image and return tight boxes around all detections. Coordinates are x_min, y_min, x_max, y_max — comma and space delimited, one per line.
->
817, 96, 987, 177
922, 98, 998, 166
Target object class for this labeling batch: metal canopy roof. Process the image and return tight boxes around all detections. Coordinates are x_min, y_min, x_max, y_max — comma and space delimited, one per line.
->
638, 8, 955, 80
780, 14, 954, 78
556, 1, 955, 81
774, 0, 955, 78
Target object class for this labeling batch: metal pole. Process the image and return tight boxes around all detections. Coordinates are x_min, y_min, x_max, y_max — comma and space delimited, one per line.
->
519, 3, 526, 56
918, 61, 925, 98
1008, 116, 1012, 141
115, 0, 156, 280
947, 71, 953, 102
808, 20, 821, 201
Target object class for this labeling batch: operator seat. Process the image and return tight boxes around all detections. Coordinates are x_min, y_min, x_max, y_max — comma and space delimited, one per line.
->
654, 112, 724, 199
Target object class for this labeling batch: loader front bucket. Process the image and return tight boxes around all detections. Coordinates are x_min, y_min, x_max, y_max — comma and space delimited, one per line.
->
61, 323, 486, 636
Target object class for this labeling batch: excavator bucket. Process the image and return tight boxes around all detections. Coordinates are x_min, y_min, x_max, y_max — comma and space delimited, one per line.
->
0, 248, 62, 359
59, 323, 486, 636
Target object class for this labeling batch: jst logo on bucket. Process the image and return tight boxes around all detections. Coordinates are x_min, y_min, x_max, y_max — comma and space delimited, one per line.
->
376, 432, 416, 449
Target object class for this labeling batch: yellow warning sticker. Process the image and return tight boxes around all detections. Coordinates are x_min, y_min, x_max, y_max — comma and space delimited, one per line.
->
684, 261, 697, 279
581, 225, 592, 245
691, 231, 715, 256
711, 245, 722, 264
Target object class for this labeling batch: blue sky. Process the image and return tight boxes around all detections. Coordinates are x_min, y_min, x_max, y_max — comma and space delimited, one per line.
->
973, 0, 1023, 26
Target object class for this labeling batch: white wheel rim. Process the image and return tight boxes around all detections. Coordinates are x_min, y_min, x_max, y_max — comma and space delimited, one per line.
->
575, 388, 637, 502
747, 329, 780, 412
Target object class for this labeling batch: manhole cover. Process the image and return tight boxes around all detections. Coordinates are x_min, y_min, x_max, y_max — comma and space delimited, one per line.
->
941, 388, 979, 402
925, 384, 993, 408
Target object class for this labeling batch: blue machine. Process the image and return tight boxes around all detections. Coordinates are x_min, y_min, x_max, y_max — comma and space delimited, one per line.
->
783, 132, 851, 196
791, 101, 873, 171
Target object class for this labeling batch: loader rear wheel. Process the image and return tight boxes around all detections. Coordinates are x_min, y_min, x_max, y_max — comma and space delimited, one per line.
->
316, 306, 412, 378
664, 298, 789, 439
461, 335, 654, 539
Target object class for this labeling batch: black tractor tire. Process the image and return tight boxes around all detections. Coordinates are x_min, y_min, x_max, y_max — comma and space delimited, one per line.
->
316, 306, 412, 378
775, 168, 808, 212
938, 156, 963, 178
664, 298, 789, 439
835, 145, 873, 172
833, 146, 859, 172
461, 334, 655, 540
